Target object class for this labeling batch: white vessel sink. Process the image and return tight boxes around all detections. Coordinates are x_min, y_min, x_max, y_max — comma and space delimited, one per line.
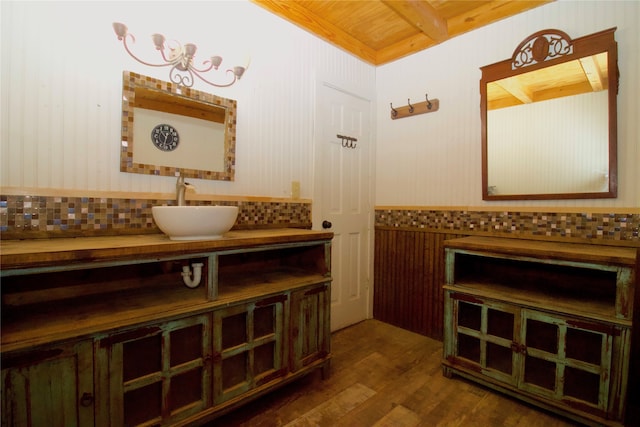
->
152, 206, 238, 240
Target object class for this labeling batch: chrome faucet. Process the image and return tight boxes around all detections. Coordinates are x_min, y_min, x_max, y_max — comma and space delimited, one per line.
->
176, 175, 193, 206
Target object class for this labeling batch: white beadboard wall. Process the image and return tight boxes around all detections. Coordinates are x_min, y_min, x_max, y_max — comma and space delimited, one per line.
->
2, 1, 638, 210
375, 0, 639, 209
0, 1, 375, 199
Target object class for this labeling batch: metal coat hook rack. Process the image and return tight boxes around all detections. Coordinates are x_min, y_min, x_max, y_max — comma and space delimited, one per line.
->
390, 93, 440, 120
337, 134, 357, 149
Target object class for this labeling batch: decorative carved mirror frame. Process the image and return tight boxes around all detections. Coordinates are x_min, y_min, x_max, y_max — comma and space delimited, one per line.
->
119, 71, 237, 181
480, 28, 618, 200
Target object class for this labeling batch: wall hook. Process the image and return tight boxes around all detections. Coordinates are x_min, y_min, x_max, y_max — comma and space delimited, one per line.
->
389, 94, 440, 120
337, 134, 357, 149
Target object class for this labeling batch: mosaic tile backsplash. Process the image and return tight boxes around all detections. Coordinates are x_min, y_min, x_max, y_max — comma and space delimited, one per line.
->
0, 194, 311, 239
2, 194, 638, 244
376, 209, 640, 243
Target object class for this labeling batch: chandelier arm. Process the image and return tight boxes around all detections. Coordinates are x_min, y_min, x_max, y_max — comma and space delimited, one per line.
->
156, 47, 174, 64
122, 35, 174, 68
190, 59, 216, 74
191, 69, 238, 88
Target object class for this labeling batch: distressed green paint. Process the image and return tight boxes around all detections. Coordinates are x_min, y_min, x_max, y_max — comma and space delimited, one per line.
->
1, 340, 93, 427
442, 237, 635, 426
213, 296, 286, 405
2, 232, 333, 425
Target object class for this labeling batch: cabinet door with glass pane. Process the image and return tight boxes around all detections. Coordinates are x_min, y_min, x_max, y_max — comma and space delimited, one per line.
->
519, 310, 615, 418
96, 314, 212, 426
445, 293, 520, 386
212, 294, 287, 404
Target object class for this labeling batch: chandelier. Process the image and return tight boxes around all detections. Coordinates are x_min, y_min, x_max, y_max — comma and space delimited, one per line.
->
112, 22, 246, 88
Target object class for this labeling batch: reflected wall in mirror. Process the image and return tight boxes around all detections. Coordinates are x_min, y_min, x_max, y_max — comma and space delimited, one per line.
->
481, 28, 618, 200
120, 71, 236, 181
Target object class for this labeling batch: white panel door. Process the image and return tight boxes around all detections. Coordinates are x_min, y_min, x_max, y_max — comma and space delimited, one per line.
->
314, 82, 372, 332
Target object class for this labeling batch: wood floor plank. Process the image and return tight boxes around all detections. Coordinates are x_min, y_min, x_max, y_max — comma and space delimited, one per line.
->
372, 404, 421, 427
283, 383, 376, 427
209, 320, 578, 427
334, 346, 444, 426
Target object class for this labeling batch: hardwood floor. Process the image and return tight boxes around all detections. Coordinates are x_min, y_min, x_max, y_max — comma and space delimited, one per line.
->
211, 319, 580, 426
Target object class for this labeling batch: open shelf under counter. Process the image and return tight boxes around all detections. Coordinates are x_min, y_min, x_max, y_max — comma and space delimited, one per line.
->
443, 281, 625, 326
1, 269, 329, 354
0, 229, 333, 353
447, 236, 636, 321
1, 281, 209, 353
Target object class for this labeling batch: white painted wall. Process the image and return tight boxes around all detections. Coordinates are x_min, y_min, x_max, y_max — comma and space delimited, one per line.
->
2, 1, 638, 209
0, 1, 375, 199
375, 0, 639, 208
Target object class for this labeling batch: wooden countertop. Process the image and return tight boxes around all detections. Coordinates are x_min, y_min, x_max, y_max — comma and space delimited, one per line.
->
0, 229, 334, 271
444, 236, 637, 267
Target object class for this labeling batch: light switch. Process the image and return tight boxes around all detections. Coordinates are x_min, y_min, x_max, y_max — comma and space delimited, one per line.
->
292, 181, 300, 199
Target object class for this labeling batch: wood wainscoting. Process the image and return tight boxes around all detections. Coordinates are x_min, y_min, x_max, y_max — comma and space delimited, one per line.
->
373, 228, 467, 340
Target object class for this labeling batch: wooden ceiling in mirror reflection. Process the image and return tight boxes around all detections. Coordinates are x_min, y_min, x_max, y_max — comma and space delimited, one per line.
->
134, 87, 227, 124
251, 0, 553, 65
487, 52, 608, 110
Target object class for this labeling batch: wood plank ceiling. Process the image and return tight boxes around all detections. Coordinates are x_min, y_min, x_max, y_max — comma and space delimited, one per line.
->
251, 0, 554, 65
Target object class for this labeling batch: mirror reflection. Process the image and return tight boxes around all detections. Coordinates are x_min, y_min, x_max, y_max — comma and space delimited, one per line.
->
481, 28, 618, 200
487, 55, 609, 195
120, 71, 237, 181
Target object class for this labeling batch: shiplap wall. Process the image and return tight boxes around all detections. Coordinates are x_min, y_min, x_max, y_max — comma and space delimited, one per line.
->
2, 1, 638, 209
375, 0, 639, 209
0, 1, 375, 199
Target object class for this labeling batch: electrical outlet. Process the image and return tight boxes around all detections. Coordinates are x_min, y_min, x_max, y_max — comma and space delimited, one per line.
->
291, 181, 300, 199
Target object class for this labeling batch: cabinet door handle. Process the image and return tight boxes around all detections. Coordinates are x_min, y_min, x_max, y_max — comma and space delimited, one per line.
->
510, 343, 527, 354
80, 392, 94, 407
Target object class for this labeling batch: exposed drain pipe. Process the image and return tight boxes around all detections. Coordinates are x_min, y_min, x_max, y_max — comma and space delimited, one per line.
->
182, 263, 204, 288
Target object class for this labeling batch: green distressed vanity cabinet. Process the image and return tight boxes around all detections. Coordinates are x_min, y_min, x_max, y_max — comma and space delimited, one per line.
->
0, 229, 332, 426
442, 236, 637, 427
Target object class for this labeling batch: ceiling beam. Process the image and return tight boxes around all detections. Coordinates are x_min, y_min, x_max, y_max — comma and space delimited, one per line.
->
381, 0, 448, 42
494, 78, 533, 104
579, 56, 604, 92
447, 1, 554, 38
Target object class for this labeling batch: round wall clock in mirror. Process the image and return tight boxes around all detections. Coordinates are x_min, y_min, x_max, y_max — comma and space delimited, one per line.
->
119, 71, 237, 181
151, 124, 180, 152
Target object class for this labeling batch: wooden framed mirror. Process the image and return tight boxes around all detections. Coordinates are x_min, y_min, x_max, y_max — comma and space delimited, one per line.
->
119, 71, 236, 181
481, 28, 618, 200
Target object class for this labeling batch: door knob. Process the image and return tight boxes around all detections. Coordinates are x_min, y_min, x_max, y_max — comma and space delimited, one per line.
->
80, 392, 94, 407
322, 220, 332, 229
